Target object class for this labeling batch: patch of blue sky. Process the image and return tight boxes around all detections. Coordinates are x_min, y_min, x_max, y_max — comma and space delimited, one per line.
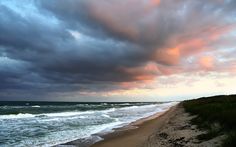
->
0, 0, 60, 26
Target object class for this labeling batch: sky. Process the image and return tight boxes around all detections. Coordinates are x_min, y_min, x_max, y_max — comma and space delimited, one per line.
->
0, 0, 236, 102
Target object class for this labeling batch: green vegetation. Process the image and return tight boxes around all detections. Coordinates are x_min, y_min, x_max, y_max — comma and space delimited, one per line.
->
183, 95, 236, 147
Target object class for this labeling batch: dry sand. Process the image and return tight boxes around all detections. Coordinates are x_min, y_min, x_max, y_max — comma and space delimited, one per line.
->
92, 104, 225, 147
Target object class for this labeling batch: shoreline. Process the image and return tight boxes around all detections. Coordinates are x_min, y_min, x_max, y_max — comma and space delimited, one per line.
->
91, 103, 225, 147
91, 104, 178, 147
57, 103, 177, 147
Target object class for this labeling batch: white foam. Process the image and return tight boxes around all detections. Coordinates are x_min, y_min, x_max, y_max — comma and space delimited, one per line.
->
119, 104, 157, 110
120, 105, 139, 110
43, 111, 95, 117
118, 103, 130, 105
0, 113, 35, 119
102, 114, 111, 118
38, 121, 125, 147
31, 105, 41, 108
103, 108, 116, 113
0, 111, 95, 120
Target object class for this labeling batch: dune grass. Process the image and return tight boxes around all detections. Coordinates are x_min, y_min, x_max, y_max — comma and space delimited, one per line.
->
183, 95, 236, 147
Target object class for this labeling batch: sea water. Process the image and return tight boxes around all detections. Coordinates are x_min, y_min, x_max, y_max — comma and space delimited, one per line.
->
0, 101, 177, 147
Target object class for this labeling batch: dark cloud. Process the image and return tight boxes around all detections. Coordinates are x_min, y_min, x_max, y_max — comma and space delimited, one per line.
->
0, 0, 236, 100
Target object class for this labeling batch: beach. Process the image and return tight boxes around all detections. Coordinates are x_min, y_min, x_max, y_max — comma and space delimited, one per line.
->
91, 105, 178, 147
1, 100, 227, 147
89, 103, 225, 147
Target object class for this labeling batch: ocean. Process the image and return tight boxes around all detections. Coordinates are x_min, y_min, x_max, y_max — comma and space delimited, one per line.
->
0, 101, 177, 147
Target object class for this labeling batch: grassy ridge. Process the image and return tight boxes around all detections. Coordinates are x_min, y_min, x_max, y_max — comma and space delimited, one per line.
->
183, 95, 236, 147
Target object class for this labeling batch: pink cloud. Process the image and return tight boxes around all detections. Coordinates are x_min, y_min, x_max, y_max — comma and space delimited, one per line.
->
198, 56, 215, 70
118, 62, 161, 81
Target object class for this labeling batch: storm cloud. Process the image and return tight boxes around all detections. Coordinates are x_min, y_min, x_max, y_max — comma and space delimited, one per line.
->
0, 0, 236, 101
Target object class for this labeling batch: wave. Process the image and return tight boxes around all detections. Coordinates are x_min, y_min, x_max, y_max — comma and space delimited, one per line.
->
119, 104, 157, 110
0, 113, 35, 119
120, 105, 139, 110
0, 107, 119, 119
0, 102, 178, 147
0, 102, 177, 120
0, 111, 96, 119
117, 103, 131, 105
103, 108, 116, 113
102, 114, 111, 118
31, 105, 41, 108
44, 111, 95, 117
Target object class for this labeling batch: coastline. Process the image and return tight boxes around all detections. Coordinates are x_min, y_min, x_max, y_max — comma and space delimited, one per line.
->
91, 104, 178, 147
92, 103, 225, 147
59, 103, 178, 147
57, 103, 178, 147
59, 102, 225, 147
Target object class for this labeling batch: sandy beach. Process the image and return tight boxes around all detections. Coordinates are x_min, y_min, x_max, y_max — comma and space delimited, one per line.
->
91, 103, 225, 147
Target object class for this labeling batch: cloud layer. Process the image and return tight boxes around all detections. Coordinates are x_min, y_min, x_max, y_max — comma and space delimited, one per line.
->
0, 0, 236, 101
